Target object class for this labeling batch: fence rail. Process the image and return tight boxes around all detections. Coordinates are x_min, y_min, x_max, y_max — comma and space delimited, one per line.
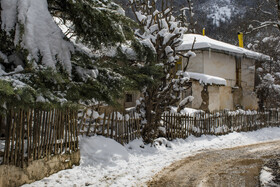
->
78, 108, 280, 144
1, 107, 279, 167
162, 109, 280, 140
78, 109, 141, 144
0, 108, 79, 168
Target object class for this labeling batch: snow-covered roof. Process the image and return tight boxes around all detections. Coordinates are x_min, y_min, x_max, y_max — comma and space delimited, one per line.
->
178, 34, 270, 61
188, 72, 227, 86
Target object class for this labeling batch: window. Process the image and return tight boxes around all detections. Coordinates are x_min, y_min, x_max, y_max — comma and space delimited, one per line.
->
125, 94, 133, 103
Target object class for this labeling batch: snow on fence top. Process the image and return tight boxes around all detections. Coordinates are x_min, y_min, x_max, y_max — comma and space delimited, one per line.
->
177, 34, 270, 61
188, 72, 227, 86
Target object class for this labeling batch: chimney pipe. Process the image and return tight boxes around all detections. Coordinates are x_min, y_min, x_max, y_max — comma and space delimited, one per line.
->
238, 32, 244, 48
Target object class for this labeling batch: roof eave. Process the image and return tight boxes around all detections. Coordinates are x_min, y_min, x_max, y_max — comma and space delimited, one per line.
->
178, 47, 270, 61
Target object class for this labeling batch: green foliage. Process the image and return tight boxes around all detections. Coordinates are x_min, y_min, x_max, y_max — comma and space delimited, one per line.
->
0, 0, 155, 112
47, 0, 136, 48
0, 80, 14, 97
0, 79, 37, 112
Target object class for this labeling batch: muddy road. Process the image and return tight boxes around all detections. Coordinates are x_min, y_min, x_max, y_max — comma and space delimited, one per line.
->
148, 140, 280, 187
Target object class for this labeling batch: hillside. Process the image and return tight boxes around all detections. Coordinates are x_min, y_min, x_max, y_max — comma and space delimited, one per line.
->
116, 0, 277, 47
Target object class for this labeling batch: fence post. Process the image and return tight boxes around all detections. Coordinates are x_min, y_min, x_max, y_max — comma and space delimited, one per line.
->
102, 110, 106, 136
3, 110, 11, 165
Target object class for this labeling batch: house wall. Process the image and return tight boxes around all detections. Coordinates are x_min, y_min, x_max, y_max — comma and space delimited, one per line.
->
189, 82, 234, 112
124, 50, 258, 111
208, 86, 220, 111
190, 81, 203, 109
219, 86, 234, 110
183, 51, 204, 73
203, 51, 236, 87
240, 58, 258, 110
182, 49, 258, 111
121, 91, 141, 108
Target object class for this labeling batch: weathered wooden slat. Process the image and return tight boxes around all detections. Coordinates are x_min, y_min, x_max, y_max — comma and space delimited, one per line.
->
54, 108, 58, 155
45, 110, 51, 157
60, 110, 64, 154
26, 109, 31, 163
70, 110, 74, 153
107, 112, 111, 138
75, 109, 79, 150
3, 110, 12, 165
43, 111, 49, 157
102, 110, 106, 136
14, 110, 20, 166
111, 112, 114, 139
32, 109, 37, 161
79, 108, 87, 136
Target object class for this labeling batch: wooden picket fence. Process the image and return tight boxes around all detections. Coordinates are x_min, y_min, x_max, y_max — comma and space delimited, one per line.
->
1, 107, 279, 167
78, 109, 141, 145
162, 109, 280, 140
0, 108, 79, 168
78, 108, 280, 144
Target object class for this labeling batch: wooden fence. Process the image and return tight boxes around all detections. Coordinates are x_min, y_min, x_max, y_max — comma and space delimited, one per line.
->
0, 108, 79, 168
78, 108, 280, 144
162, 109, 280, 140
78, 109, 141, 144
1, 107, 279, 167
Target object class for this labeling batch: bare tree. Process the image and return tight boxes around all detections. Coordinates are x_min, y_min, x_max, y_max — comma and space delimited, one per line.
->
246, 0, 280, 34
177, 0, 196, 33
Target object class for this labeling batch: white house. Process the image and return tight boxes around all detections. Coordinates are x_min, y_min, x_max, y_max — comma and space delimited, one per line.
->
177, 34, 269, 112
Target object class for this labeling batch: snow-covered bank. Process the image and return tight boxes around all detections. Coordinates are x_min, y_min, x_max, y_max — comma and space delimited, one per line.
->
23, 127, 280, 187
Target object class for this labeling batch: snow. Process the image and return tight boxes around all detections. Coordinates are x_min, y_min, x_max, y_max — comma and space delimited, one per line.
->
75, 67, 98, 81
264, 73, 275, 82
1, 0, 17, 32
177, 34, 270, 61
1, 0, 75, 74
188, 72, 227, 86
208, 5, 233, 27
199, 0, 242, 27
135, 12, 146, 22
169, 106, 202, 116
36, 95, 47, 103
179, 96, 194, 107
185, 50, 196, 58
23, 127, 280, 187
0, 65, 23, 76
260, 166, 275, 186
80, 136, 129, 166
0, 51, 8, 63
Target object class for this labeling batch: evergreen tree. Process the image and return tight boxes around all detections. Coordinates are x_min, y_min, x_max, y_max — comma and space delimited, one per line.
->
0, 0, 141, 110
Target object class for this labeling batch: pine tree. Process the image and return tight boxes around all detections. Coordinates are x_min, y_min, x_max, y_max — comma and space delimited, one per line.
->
0, 0, 141, 110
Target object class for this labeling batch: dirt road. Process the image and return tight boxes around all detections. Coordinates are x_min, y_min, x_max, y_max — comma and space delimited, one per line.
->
148, 140, 280, 187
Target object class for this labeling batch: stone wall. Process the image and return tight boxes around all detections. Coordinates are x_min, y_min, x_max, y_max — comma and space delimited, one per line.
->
0, 151, 80, 187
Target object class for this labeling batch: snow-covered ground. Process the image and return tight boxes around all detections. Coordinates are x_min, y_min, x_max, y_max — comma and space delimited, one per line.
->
23, 127, 280, 187
260, 158, 280, 186
260, 166, 275, 186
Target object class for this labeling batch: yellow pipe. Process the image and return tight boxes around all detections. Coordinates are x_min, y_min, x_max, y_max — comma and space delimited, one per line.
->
175, 57, 183, 78
238, 32, 244, 48
202, 28, 205, 36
